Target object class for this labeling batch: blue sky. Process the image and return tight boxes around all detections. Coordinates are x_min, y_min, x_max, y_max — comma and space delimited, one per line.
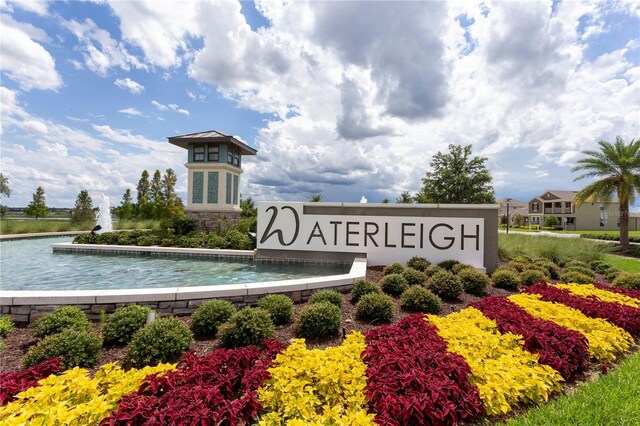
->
1, 0, 639, 208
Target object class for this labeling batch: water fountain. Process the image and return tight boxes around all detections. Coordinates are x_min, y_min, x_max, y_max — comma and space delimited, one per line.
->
94, 194, 113, 234
360, 195, 368, 203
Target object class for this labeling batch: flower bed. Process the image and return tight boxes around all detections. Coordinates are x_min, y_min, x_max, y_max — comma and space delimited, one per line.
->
591, 282, 640, 300
559, 283, 640, 308
0, 358, 63, 406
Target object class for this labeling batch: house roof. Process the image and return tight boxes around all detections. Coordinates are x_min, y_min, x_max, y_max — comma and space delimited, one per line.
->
167, 130, 257, 155
541, 190, 578, 201
498, 198, 527, 207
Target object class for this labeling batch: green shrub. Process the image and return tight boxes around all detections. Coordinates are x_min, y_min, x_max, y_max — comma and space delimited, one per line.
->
226, 230, 253, 250
23, 328, 102, 369
96, 232, 122, 245
160, 216, 198, 236
218, 307, 274, 348
295, 302, 341, 338
30, 306, 91, 339
564, 259, 590, 269
612, 273, 640, 290
191, 300, 236, 336
492, 269, 520, 290
383, 262, 405, 275
458, 268, 490, 295
511, 255, 533, 263
436, 260, 460, 272
560, 271, 593, 285
589, 260, 613, 275
451, 263, 475, 274
402, 268, 427, 286
400, 286, 441, 314
380, 274, 409, 296
424, 266, 446, 278
258, 295, 293, 326
128, 317, 193, 367
205, 233, 227, 249
177, 235, 205, 248
102, 305, 153, 346
137, 235, 162, 246
350, 280, 381, 303
520, 269, 548, 286
604, 267, 621, 281
356, 293, 394, 323
406, 257, 430, 272
507, 260, 529, 273
73, 233, 97, 244
534, 260, 561, 279
427, 270, 463, 300
563, 265, 596, 280
0, 316, 14, 338
309, 290, 343, 308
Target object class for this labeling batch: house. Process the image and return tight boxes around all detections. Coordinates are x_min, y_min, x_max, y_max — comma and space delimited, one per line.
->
498, 198, 528, 226
527, 190, 640, 231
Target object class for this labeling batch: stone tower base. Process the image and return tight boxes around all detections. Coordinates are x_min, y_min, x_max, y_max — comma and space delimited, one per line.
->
186, 210, 241, 231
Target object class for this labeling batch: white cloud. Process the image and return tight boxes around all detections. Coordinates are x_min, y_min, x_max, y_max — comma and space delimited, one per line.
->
114, 77, 144, 94
151, 100, 189, 115
0, 20, 61, 91
118, 107, 143, 116
151, 100, 168, 111
1, 12, 51, 42
8, 0, 48, 16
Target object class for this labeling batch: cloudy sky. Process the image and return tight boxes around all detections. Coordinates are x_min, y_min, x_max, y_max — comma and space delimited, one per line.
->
1, 0, 638, 208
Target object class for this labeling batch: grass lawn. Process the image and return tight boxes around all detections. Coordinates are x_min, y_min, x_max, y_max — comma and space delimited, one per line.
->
498, 234, 613, 263
603, 255, 640, 273
504, 351, 640, 426
0, 219, 159, 234
556, 230, 640, 237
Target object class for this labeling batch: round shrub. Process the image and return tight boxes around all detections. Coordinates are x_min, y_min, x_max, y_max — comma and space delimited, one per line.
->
258, 294, 294, 326
73, 233, 97, 244
102, 305, 153, 346
563, 266, 595, 280
612, 272, 640, 290
400, 286, 441, 314
402, 268, 427, 286
380, 274, 409, 296
560, 271, 593, 285
309, 290, 343, 308
427, 270, 463, 300
218, 307, 274, 348
589, 260, 612, 275
452, 263, 475, 274
295, 302, 341, 339
565, 259, 589, 269
128, 317, 193, 367
30, 306, 91, 339
520, 269, 548, 286
507, 261, 528, 273
535, 260, 561, 279
492, 269, 520, 290
406, 256, 430, 272
383, 262, 405, 275
0, 316, 15, 338
226, 230, 253, 250
191, 300, 236, 336
424, 266, 446, 278
458, 268, 490, 295
350, 280, 381, 303
436, 260, 460, 272
511, 255, 533, 263
604, 267, 621, 281
356, 293, 394, 323
23, 328, 102, 369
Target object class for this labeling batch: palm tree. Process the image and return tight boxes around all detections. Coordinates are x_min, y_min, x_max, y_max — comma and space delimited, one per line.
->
573, 136, 640, 248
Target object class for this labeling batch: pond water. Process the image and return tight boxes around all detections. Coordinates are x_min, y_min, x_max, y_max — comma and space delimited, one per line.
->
0, 237, 349, 291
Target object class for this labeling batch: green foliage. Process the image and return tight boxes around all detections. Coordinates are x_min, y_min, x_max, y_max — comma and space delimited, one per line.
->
560, 271, 593, 284
380, 274, 409, 296
544, 215, 560, 227
0, 315, 15, 337
24, 186, 49, 219
451, 263, 475, 274
355, 293, 394, 323
73, 233, 98, 244
350, 280, 381, 303
436, 259, 460, 271
396, 191, 414, 204
225, 230, 253, 250
402, 268, 427, 285
137, 234, 162, 246
427, 270, 464, 300
458, 268, 490, 295
191, 300, 236, 336
415, 144, 495, 204
205, 233, 227, 249
30, 306, 91, 339
160, 216, 198, 236
565, 260, 590, 269
295, 302, 341, 339
23, 328, 102, 369
70, 189, 95, 224
218, 307, 274, 348
309, 290, 343, 308
492, 268, 521, 290
383, 262, 405, 275
424, 266, 446, 278
400, 286, 441, 313
512, 255, 533, 263
520, 269, 548, 286
102, 305, 153, 346
589, 260, 613, 274
0, 172, 10, 198
563, 265, 596, 280
258, 295, 293, 326
612, 272, 640, 290
406, 256, 430, 272
115, 188, 136, 221
128, 317, 193, 367
535, 259, 561, 279
309, 194, 323, 202
499, 234, 611, 264
513, 213, 524, 227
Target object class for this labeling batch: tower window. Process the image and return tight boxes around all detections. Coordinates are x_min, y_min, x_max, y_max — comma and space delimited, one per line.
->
193, 145, 205, 162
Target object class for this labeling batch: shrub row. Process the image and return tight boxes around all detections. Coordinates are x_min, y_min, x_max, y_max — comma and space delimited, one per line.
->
580, 233, 640, 243
364, 314, 484, 425
469, 297, 589, 381
104, 340, 285, 425
0, 357, 63, 406
524, 282, 640, 338
509, 292, 633, 362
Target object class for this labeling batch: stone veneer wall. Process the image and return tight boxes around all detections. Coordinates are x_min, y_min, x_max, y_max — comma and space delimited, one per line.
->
186, 210, 241, 231
2, 284, 355, 324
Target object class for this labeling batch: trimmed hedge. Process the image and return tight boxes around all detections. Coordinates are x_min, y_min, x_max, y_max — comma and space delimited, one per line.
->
128, 317, 193, 367
258, 295, 294, 326
356, 293, 394, 323
400, 286, 441, 314
23, 328, 102, 369
30, 306, 91, 339
102, 304, 153, 346
350, 279, 381, 303
380, 274, 408, 296
218, 308, 275, 348
427, 270, 463, 300
295, 302, 341, 338
191, 300, 236, 336
309, 290, 343, 308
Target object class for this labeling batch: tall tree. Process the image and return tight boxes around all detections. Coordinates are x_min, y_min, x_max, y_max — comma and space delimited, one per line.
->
136, 170, 153, 219
240, 196, 257, 219
416, 144, 495, 204
70, 190, 95, 223
150, 169, 164, 210
309, 194, 322, 202
25, 186, 49, 220
396, 191, 414, 204
162, 168, 183, 217
573, 137, 640, 248
0, 173, 10, 217
116, 188, 135, 221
